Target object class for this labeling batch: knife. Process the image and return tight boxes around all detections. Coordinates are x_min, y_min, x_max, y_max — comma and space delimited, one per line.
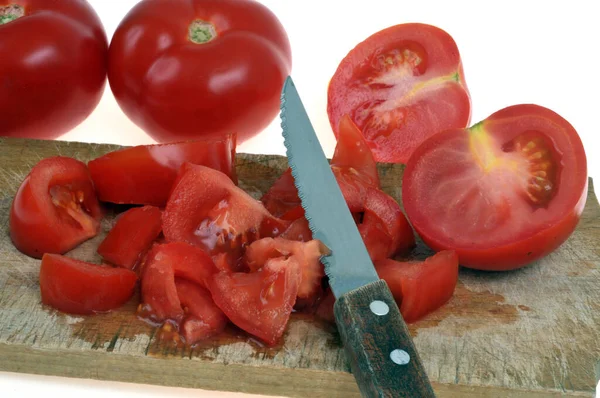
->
280, 76, 436, 398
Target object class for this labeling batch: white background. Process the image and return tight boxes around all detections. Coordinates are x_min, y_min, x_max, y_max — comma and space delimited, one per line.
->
2, 0, 599, 397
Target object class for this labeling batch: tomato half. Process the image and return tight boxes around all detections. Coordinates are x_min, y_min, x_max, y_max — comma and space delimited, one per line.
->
97, 206, 162, 270
108, 0, 291, 143
162, 164, 288, 262
39, 254, 137, 315
0, 0, 107, 139
88, 137, 236, 206
375, 251, 459, 323
327, 23, 471, 163
403, 104, 588, 271
10, 157, 102, 259
208, 255, 301, 346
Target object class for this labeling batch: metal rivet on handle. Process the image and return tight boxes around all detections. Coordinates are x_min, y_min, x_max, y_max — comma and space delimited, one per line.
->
369, 300, 389, 316
390, 349, 410, 365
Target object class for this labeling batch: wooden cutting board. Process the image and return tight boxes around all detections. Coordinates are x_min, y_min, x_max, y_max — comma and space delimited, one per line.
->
0, 137, 598, 397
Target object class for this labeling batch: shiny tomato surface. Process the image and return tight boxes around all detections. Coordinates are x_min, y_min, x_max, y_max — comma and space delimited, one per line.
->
328, 23, 471, 163
108, 0, 292, 143
10, 157, 102, 258
0, 0, 107, 139
403, 104, 588, 270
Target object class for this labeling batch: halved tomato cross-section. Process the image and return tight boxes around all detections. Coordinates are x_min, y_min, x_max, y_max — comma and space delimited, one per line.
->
327, 23, 471, 163
403, 104, 588, 271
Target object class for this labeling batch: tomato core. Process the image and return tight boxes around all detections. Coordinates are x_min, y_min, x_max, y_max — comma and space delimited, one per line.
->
49, 185, 97, 232
0, 4, 23, 24
188, 20, 217, 44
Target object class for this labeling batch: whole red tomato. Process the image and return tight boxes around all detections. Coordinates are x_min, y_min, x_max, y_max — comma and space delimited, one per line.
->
108, 0, 292, 144
0, 0, 108, 139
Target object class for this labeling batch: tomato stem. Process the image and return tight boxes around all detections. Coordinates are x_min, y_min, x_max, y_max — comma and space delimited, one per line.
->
188, 20, 217, 44
0, 4, 24, 25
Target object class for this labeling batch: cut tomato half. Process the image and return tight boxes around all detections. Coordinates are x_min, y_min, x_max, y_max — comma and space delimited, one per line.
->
327, 23, 471, 163
403, 104, 588, 270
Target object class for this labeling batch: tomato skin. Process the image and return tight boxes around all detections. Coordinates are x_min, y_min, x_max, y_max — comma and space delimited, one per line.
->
327, 23, 471, 163
9, 157, 102, 259
0, 0, 107, 139
88, 137, 236, 206
39, 254, 137, 315
375, 251, 459, 323
403, 104, 588, 271
97, 206, 162, 270
108, 0, 291, 144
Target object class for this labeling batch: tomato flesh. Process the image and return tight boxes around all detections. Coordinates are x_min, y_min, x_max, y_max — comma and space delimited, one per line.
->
375, 251, 459, 323
208, 256, 301, 346
403, 104, 588, 270
162, 164, 288, 259
39, 254, 137, 315
10, 157, 102, 259
88, 138, 236, 206
327, 23, 471, 163
97, 206, 162, 270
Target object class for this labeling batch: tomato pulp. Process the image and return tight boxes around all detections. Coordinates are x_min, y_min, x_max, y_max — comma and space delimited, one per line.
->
403, 104, 588, 271
108, 0, 292, 143
0, 0, 107, 139
327, 23, 471, 163
10, 157, 102, 258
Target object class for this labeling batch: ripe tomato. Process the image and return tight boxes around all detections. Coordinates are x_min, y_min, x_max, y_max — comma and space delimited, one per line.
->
162, 164, 289, 262
108, 0, 292, 144
88, 137, 236, 206
403, 104, 588, 271
0, 0, 107, 139
375, 251, 459, 323
327, 23, 471, 163
39, 254, 137, 315
97, 206, 162, 270
208, 254, 301, 346
10, 157, 102, 259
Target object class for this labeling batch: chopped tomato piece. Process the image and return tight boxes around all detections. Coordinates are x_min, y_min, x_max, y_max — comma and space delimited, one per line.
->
97, 206, 162, 269
244, 237, 327, 300
39, 254, 137, 315
314, 289, 336, 324
139, 242, 218, 323
208, 256, 302, 346
88, 137, 236, 206
358, 188, 415, 261
375, 250, 459, 323
175, 278, 228, 344
162, 164, 288, 259
280, 214, 313, 242
10, 157, 102, 259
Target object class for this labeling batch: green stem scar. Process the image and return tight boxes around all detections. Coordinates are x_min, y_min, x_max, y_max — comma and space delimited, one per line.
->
188, 20, 217, 44
0, 4, 24, 25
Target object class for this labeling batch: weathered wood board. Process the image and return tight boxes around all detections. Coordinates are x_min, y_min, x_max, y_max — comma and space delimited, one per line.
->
0, 137, 598, 397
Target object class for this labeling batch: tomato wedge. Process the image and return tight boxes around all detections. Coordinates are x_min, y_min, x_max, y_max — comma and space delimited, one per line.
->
403, 104, 588, 271
375, 251, 459, 323
88, 137, 236, 206
162, 164, 288, 261
10, 157, 102, 259
97, 206, 162, 270
175, 278, 228, 344
327, 23, 471, 163
139, 242, 218, 322
39, 254, 137, 315
208, 257, 301, 346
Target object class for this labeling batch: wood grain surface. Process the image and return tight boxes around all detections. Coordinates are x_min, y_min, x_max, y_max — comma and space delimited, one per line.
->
0, 137, 598, 397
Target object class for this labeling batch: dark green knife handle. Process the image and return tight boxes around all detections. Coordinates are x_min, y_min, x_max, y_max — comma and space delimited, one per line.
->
333, 279, 436, 397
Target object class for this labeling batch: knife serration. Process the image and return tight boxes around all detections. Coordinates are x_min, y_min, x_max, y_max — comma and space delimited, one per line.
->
280, 77, 379, 299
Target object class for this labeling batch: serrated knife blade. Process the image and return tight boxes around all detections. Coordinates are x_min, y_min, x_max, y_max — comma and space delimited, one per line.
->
280, 76, 435, 398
